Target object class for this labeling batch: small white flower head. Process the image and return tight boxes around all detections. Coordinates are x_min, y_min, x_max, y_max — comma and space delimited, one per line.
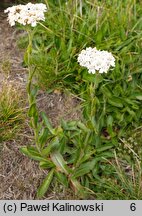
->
4, 3, 47, 27
77, 47, 115, 74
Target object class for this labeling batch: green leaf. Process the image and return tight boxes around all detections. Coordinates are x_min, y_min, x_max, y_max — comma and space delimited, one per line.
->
125, 107, 136, 117
99, 151, 114, 158
51, 151, 71, 175
37, 169, 54, 198
24, 51, 28, 65
55, 171, 68, 187
67, 148, 81, 164
113, 84, 123, 97
61, 119, 68, 130
61, 119, 78, 131
79, 149, 96, 164
39, 128, 49, 148
83, 72, 103, 85
54, 36, 61, 49
107, 115, 113, 127
30, 86, 38, 102
120, 26, 127, 40
101, 86, 112, 98
28, 103, 37, 117
39, 160, 55, 169
70, 130, 82, 138
108, 97, 123, 108
95, 29, 103, 44
96, 144, 114, 153
31, 85, 38, 97
116, 37, 136, 51
41, 112, 55, 135
84, 176, 90, 188
20, 146, 47, 162
41, 137, 60, 156
67, 121, 77, 127
136, 95, 142, 100
131, 93, 142, 100
72, 159, 97, 178
77, 121, 89, 132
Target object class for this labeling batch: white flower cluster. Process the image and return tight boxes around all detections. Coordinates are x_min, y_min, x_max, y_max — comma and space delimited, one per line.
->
4, 3, 47, 27
77, 47, 115, 74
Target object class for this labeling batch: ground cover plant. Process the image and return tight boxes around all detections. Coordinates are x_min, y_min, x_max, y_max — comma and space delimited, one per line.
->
2, 0, 142, 199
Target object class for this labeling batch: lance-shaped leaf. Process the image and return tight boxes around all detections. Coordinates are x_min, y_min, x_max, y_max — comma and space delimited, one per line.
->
71, 159, 97, 179
37, 169, 55, 198
39, 160, 55, 169
41, 111, 55, 135
28, 103, 37, 117
79, 149, 96, 164
20, 146, 47, 162
38, 128, 49, 148
77, 121, 89, 132
61, 119, 78, 131
107, 115, 113, 127
55, 171, 68, 187
96, 144, 114, 153
51, 151, 71, 175
132, 93, 142, 101
108, 97, 123, 108
41, 136, 60, 156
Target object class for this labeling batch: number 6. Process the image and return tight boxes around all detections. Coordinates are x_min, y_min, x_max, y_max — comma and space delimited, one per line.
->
130, 203, 136, 211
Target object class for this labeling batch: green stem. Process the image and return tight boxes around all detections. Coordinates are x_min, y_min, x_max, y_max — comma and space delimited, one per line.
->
89, 78, 100, 135
90, 82, 95, 119
26, 30, 39, 151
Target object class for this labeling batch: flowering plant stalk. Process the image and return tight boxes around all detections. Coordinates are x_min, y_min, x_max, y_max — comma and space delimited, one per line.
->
4, 2, 88, 198
78, 47, 115, 128
4, 3, 48, 151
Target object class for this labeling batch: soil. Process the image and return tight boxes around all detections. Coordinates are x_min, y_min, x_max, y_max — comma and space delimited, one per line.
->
0, 11, 81, 199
